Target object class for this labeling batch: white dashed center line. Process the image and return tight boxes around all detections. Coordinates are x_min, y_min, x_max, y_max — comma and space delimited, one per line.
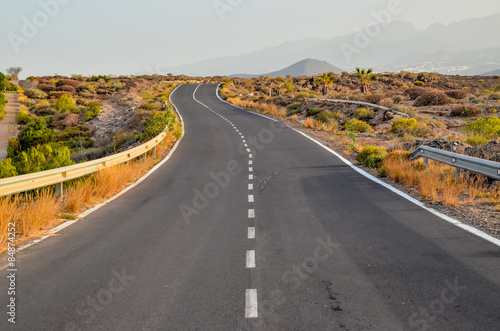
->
245, 289, 258, 318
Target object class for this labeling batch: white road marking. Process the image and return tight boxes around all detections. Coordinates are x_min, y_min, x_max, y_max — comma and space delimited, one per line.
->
245, 289, 258, 318
249, 167, 253, 172
246, 250, 256, 268
249, 174, 253, 180
248, 227, 255, 239
249, 154, 252, 159
246, 148, 251, 152
248, 195, 254, 202
248, 209, 255, 218
249, 160, 253, 165
248, 184, 253, 190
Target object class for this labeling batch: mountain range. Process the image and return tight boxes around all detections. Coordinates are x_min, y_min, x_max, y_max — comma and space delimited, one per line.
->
161, 12, 500, 76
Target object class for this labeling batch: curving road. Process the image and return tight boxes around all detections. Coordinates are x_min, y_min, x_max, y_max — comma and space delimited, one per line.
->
2, 84, 500, 330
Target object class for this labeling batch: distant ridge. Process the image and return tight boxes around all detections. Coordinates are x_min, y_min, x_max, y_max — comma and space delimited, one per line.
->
231, 59, 343, 78
482, 68, 500, 76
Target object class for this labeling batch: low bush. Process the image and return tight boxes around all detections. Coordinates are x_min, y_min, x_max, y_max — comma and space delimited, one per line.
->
354, 108, 375, 120
404, 87, 427, 100
56, 85, 76, 94
446, 89, 468, 100
306, 108, 322, 117
450, 105, 481, 117
55, 94, 78, 113
24, 88, 48, 99
344, 118, 370, 132
390, 118, 430, 137
465, 136, 489, 146
56, 79, 81, 88
463, 116, 500, 138
37, 84, 56, 93
17, 110, 33, 125
355, 145, 387, 168
415, 90, 451, 106
364, 93, 385, 104
140, 110, 176, 142
0, 158, 18, 179
413, 81, 425, 87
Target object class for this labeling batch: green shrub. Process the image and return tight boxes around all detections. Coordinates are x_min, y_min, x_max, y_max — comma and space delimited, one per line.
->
0, 158, 18, 179
82, 102, 101, 121
413, 81, 425, 87
465, 136, 489, 146
463, 116, 500, 138
354, 108, 375, 120
16, 118, 54, 153
15, 144, 74, 175
17, 110, 33, 125
450, 105, 481, 117
24, 88, 48, 99
140, 110, 176, 142
344, 118, 370, 132
356, 145, 387, 168
390, 118, 429, 137
287, 102, 302, 110
306, 108, 322, 117
55, 94, 77, 112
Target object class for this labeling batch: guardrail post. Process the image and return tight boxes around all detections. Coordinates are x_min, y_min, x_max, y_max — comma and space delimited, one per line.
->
423, 157, 428, 165
152, 147, 156, 158
56, 182, 64, 198
455, 168, 461, 179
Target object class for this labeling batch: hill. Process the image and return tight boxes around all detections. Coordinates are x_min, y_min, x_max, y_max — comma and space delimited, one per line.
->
231, 59, 343, 78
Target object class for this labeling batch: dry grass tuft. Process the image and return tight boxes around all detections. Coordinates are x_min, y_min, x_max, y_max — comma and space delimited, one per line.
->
303, 117, 315, 129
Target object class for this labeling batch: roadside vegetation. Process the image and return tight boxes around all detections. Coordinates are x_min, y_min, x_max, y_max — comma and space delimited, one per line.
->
221, 71, 500, 237
0, 72, 190, 251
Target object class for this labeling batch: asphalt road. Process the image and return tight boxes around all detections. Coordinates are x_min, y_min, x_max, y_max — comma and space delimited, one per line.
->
2, 84, 499, 330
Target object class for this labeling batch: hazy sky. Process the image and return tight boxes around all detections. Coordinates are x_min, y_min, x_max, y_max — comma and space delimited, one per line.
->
1, 0, 499, 78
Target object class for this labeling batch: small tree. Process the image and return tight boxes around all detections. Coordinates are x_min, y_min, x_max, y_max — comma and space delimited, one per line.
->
355, 67, 377, 94
6, 67, 23, 80
317, 72, 336, 96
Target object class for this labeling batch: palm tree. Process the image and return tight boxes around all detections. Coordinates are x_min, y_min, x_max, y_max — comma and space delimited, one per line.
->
317, 72, 336, 96
355, 67, 377, 94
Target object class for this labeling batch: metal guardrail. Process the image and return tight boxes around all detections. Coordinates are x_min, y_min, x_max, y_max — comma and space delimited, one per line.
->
308, 98, 409, 118
410, 145, 500, 180
0, 96, 177, 197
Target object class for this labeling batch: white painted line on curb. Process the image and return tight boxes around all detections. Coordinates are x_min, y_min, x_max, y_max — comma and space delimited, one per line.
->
249, 209, 255, 218
248, 195, 254, 203
245, 289, 258, 318
248, 227, 255, 239
246, 250, 256, 268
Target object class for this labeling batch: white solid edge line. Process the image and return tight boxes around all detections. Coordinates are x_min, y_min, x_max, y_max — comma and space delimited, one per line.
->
291, 128, 500, 248
245, 289, 258, 318
246, 250, 256, 268
216, 84, 500, 248
12, 85, 187, 256
248, 227, 256, 239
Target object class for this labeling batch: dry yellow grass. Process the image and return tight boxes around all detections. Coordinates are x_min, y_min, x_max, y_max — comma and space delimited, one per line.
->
0, 132, 178, 253
227, 97, 287, 119
303, 117, 315, 129
383, 154, 487, 206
